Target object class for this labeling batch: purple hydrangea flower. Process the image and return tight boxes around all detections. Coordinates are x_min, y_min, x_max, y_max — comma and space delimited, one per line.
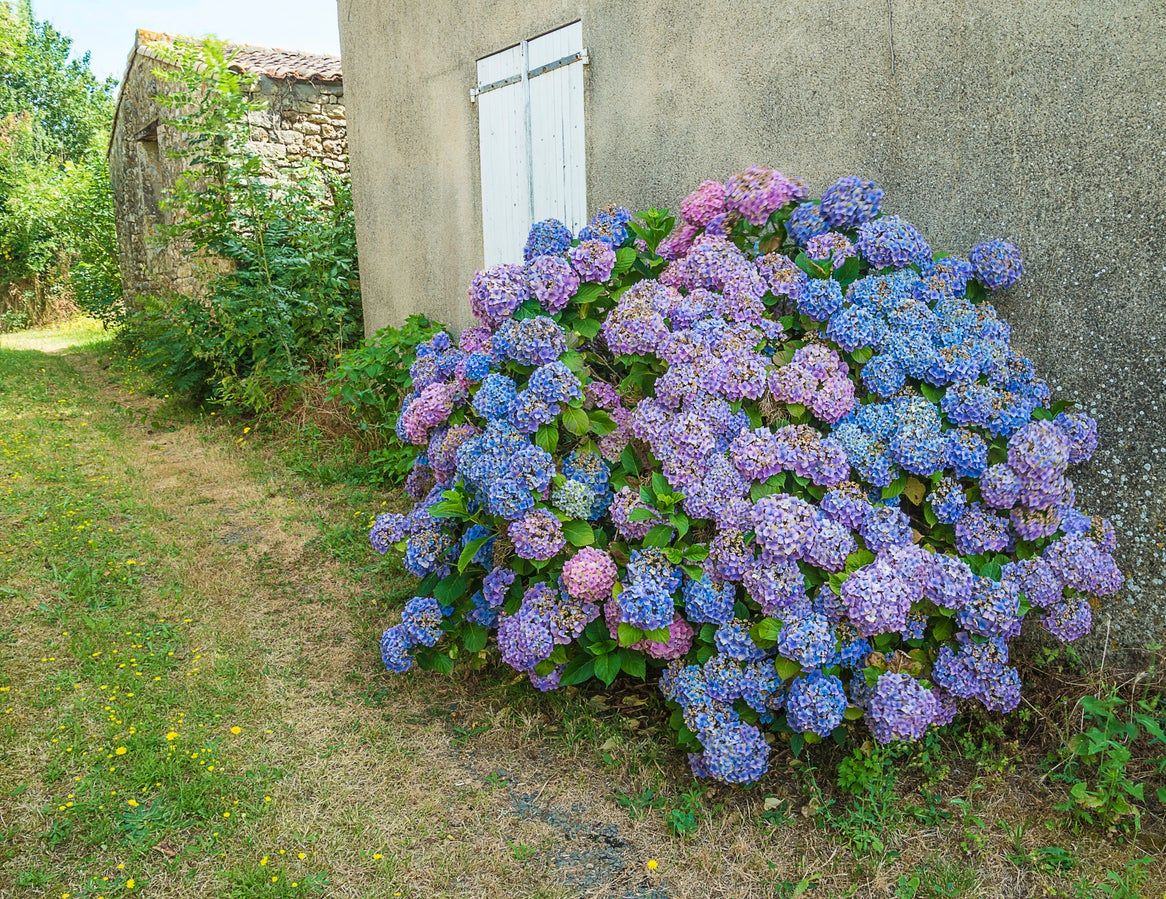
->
724, 165, 798, 225
841, 557, 914, 636
561, 547, 618, 602
752, 494, 815, 560
569, 239, 617, 282
527, 254, 580, 312
469, 263, 529, 324
1042, 595, 1093, 643
680, 179, 726, 226
508, 509, 566, 561
866, 672, 940, 743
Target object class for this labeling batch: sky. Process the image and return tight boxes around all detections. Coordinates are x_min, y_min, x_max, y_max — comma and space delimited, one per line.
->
33, 0, 342, 82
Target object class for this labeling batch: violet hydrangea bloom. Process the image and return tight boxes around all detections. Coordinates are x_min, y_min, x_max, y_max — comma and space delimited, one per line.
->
969, 239, 1023, 290
508, 509, 566, 561
866, 672, 940, 743
527, 255, 580, 312
469, 263, 529, 324
680, 179, 726, 226
820, 175, 883, 229
569, 239, 617, 282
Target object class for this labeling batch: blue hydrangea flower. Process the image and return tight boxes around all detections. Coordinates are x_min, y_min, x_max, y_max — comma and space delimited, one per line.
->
785, 672, 848, 736
523, 218, 573, 262
714, 619, 767, 661
797, 279, 844, 321
776, 611, 835, 669
820, 175, 883, 229
472, 373, 518, 420
969, 239, 1023, 290
683, 575, 736, 625
857, 215, 932, 269
618, 581, 675, 631
579, 205, 632, 246
379, 625, 413, 673
786, 201, 830, 244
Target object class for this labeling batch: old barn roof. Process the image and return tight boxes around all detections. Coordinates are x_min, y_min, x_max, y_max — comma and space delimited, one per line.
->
131, 29, 343, 83
109, 29, 342, 158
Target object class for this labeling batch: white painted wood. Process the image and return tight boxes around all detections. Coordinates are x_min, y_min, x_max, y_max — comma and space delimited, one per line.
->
477, 44, 528, 267
476, 23, 587, 266
528, 22, 587, 236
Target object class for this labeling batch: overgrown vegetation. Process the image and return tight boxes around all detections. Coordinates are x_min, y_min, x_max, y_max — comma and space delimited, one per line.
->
113, 38, 431, 487
120, 38, 362, 412
3, 287, 1165, 897
0, 0, 120, 326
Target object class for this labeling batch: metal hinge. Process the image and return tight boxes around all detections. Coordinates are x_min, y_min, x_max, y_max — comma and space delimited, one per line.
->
471, 47, 589, 103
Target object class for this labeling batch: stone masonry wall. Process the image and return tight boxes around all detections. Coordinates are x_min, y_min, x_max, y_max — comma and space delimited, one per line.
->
109, 52, 347, 303
246, 77, 348, 174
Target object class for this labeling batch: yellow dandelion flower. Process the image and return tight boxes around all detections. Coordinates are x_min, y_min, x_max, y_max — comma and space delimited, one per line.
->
125, 879, 135, 890
646, 859, 659, 872
114, 746, 127, 756
230, 725, 241, 735
166, 731, 178, 741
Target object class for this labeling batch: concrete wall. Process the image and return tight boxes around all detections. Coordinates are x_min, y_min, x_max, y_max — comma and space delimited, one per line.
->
109, 54, 348, 301
337, 0, 1165, 643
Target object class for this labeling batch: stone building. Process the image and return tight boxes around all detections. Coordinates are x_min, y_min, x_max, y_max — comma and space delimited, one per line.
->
108, 29, 347, 300
337, 2, 1164, 643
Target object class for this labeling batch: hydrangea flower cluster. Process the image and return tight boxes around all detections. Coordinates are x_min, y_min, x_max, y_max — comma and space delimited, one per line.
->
372, 166, 1122, 787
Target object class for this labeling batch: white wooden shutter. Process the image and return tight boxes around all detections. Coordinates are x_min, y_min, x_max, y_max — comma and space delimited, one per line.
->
475, 22, 587, 267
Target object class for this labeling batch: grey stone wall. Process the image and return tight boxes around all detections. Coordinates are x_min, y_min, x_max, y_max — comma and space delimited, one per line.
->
246, 77, 347, 174
338, 0, 1166, 645
109, 54, 348, 301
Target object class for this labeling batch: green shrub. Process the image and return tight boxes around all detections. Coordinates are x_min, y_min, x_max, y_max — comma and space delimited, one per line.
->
1050, 691, 1166, 832
0, 308, 29, 332
325, 314, 442, 481
119, 293, 215, 400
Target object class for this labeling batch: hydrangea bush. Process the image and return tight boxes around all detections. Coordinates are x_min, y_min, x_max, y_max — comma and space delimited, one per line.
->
370, 166, 1123, 784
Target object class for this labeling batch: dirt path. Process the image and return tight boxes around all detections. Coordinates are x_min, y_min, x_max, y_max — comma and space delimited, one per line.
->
2, 333, 1161, 899
61, 354, 679, 898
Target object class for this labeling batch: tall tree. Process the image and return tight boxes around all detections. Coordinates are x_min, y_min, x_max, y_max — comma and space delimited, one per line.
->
0, 0, 114, 163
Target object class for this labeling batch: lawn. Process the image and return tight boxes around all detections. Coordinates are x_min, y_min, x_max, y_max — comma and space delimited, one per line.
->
0, 322, 1162, 898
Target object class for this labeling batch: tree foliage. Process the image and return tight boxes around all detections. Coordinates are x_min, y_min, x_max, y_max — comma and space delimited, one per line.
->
0, 0, 120, 323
